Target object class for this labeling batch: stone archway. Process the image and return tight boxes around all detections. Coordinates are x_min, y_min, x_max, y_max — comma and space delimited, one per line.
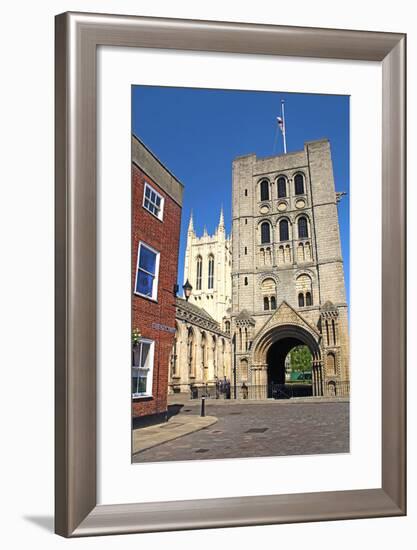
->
252, 323, 323, 397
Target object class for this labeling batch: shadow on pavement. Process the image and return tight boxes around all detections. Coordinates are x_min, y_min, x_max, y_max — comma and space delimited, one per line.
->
167, 403, 184, 419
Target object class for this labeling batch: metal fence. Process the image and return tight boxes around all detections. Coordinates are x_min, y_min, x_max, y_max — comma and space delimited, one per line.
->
189, 380, 350, 400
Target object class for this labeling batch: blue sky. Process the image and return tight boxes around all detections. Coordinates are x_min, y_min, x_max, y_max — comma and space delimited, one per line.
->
132, 86, 350, 303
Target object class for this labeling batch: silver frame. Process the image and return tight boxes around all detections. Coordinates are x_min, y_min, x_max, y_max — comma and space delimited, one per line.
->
55, 12, 406, 537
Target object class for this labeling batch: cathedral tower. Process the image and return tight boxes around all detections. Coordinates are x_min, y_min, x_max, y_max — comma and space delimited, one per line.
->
183, 208, 232, 330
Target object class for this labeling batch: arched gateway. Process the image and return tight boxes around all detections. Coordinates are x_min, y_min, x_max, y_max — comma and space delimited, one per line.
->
250, 302, 324, 398
252, 324, 323, 397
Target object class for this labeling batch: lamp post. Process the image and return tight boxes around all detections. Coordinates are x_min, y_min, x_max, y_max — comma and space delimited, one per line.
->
182, 279, 193, 302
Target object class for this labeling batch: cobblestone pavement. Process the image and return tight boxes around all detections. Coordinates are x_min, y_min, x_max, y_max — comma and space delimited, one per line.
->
133, 400, 349, 463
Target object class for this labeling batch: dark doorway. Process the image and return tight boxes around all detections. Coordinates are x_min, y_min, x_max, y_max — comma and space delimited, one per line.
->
267, 338, 313, 398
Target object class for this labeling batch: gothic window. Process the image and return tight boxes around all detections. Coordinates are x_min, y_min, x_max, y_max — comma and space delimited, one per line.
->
261, 222, 271, 244
277, 177, 287, 198
298, 216, 308, 239
170, 324, 179, 377
260, 179, 270, 201
196, 255, 202, 290
306, 291, 312, 306
208, 254, 214, 289
264, 296, 270, 311
201, 332, 207, 368
270, 296, 276, 310
298, 293, 305, 307
294, 173, 305, 195
187, 327, 195, 376
279, 219, 289, 241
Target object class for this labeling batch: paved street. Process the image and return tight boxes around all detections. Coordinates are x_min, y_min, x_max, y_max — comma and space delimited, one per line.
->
133, 399, 349, 463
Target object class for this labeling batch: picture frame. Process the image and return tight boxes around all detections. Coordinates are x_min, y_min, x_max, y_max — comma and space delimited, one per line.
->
55, 11, 406, 537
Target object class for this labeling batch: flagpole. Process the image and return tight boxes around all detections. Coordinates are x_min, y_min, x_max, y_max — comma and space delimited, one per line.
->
281, 100, 287, 154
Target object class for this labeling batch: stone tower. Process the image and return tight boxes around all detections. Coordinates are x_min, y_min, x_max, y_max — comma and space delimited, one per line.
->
183, 208, 232, 330
231, 139, 349, 397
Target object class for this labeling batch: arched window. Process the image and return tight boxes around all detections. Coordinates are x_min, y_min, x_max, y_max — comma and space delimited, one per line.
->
270, 296, 276, 310
196, 256, 202, 290
279, 219, 289, 241
277, 177, 287, 198
187, 327, 195, 376
294, 173, 305, 195
261, 222, 271, 244
201, 332, 207, 367
225, 320, 230, 334
260, 180, 270, 201
208, 255, 214, 289
296, 274, 312, 308
298, 216, 308, 239
264, 296, 270, 311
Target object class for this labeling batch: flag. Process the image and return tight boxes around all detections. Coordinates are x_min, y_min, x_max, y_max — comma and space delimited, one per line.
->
277, 116, 284, 134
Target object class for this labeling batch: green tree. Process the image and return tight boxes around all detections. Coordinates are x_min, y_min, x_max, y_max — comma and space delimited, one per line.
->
289, 345, 312, 381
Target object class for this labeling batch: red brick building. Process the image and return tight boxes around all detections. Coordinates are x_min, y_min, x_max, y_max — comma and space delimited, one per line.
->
131, 135, 183, 425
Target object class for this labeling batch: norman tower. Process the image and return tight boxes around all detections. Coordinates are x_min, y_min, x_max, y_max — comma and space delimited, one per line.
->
183, 209, 232, 331
231, 139, 349, 397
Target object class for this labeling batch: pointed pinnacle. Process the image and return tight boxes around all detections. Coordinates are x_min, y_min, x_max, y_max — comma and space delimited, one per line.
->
188, 211, 194, 233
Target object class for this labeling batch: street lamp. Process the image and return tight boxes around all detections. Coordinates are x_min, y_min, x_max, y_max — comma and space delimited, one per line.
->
182, 279, 193, 302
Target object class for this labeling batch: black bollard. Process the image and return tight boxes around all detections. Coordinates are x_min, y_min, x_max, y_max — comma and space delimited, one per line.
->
200, 396, 206, 417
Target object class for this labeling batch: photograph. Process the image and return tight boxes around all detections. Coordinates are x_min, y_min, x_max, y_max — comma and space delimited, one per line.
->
131, 86, 350, 463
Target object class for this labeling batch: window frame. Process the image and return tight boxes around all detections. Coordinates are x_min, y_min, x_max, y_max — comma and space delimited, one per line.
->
279, 218, 290, 241
277, 176, 287, 198
131, 338, 155, 398
196, 255, 203, 290
134, 241, 160, 301
298, 216, 309, 239
208, 254, 214, 289
260, 221, 271, 244
259, 179, 270, 202
294, 173, 305, 195
142, 182, 164, 221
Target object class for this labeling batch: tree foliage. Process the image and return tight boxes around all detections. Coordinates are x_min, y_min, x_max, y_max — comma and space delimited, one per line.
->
289, 345, 312, 374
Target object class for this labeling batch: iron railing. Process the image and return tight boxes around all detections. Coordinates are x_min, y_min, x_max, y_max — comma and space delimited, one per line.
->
189, 380, 350, 400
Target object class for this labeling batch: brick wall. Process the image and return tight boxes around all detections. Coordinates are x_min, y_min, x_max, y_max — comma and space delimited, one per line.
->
131, 163, 182, 419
